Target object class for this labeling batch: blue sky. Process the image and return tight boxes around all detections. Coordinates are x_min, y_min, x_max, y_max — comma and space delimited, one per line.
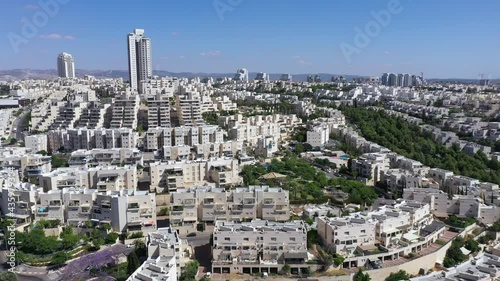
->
1, 0, 499, 78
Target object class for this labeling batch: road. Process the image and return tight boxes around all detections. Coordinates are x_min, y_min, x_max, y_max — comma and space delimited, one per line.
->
10, 105, 33, 141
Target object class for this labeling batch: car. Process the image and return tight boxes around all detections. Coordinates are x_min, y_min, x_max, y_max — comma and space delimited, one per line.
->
205, 272, 211, 277
127, 244, 134, 248
186, 232, 197, 237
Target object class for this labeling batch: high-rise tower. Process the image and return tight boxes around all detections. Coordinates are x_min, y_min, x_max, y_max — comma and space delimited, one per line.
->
57, 52, 75, 78
127, 29, 152, 92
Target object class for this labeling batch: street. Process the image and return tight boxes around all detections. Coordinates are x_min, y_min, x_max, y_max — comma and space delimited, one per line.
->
10, 105, 33, 141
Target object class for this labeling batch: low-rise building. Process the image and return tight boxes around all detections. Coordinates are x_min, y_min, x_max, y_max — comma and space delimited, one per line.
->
212, 220, 309, 275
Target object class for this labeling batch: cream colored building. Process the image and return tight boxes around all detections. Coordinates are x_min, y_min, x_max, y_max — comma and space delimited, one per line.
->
212, 220, 309, 275
169, 185, 290, 226
149, 157, 241, 192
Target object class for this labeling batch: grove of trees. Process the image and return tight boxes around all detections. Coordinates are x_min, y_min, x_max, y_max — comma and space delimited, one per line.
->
341, 107, 500, 185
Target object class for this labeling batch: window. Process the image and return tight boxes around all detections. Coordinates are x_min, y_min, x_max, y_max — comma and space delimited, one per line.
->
344, 232, 349, 235
224, 237, 230, 241
290, 237, 295, 241
243, 237, 249, 241
361, 230, 365, 233
271, 237, 277, 241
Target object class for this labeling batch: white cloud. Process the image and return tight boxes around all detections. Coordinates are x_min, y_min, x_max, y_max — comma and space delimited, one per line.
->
24, 4, 39, 9
40, 34, 76, 40
179, 55, 186, 59
292, 55, 301, 59
200, 51, 222, 57
384, 51, 390, 55
171, 32, 180, 36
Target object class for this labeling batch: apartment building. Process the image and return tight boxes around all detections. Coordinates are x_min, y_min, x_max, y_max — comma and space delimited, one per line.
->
146, 93, 171, 128
68, 148, 143, 167
0, 152, 51, 179
149, 158, 241, 192
307, 124, 330, 148
25, 134, 48, 152
315, 202, 446, 269
63, 188, 96, 227
110, 93, 140, 129
316, 216, 377, 257
87, 165, 138, 192
92, 190, 156, 233
144, 126, 224, 152
0, 183, 40, 231
255, 136, 278, 158
212, 220, 309, 275
126, 256, 177, 281
351, 153, 390, 185
49, 101, 89, 130
39, 167, 90, 191
74, 101, 110, 129
169, 185, 290, 226
35, 190, 65, 223
175, 86, 204, 126
47, 128, 138, 152
147, 227, 186, 272
193, 140, 242, 159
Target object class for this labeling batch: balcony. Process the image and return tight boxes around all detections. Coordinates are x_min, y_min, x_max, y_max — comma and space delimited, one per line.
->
203, 198, 215, 205
68, 200, 80, 207
128, 203, 140, 210
263, 198, 274, 205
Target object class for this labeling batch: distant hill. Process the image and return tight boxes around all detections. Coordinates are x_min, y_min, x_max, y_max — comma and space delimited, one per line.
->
0, 69, 497, 84
0, 69, 361, 82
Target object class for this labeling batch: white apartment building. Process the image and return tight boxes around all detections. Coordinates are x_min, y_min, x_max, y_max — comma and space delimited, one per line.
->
63, 188, 96, 227
147, 227, 186, 272
126, 256, 177, 281
149, 157, 241, 192
175, 86, 204, 126
68, 148, 143, 167
47, 128, 138, 152
212, 220, 309, 275
57, 52, 75, 78
144, 126, 224, 152
352, 153, 391, 185
146, 94, 171, 128
0, 183, 40, 231
0, 152, 51, 179
110, 93, 140, 129
92, 190, 156, 234
75, 101, 110, 129
169, 185, 290, 226
25, 135, 48, 152
39, 167, 90, 191
35, 190, 65, 223
127, 29, 152, 92
255, 135, 278, 158
307, 124, 329, 148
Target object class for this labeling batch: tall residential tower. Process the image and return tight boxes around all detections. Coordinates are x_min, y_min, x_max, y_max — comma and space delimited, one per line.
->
127, 29, 152, 92
57, 52, 75, 78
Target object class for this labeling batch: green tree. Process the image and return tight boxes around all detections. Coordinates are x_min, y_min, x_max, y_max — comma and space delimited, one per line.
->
50, 251, 68, 266
105, 232, 119, 244
180, 260, 199, 281
385, 270, 411, 281
0, 272, 18, 281
354, 268, 371, 281
92, 238, 104, 250
127, 251, 141, 275
134, 239, 147, 258
281, 264, 291, 275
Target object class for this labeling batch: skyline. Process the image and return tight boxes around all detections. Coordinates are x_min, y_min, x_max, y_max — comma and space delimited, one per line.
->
1, 0, 499, 79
